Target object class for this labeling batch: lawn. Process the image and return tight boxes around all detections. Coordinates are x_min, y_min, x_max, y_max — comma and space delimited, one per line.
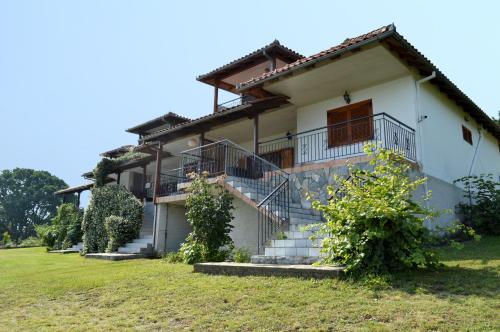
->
0, 238, 499, 331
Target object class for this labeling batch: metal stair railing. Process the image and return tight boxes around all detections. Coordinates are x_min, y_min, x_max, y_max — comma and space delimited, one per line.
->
178, 139, 290, 253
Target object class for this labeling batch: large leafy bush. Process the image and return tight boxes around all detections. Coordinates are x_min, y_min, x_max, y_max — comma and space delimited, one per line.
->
454, 174, 500, 235
82, 185, 143, 253
105, 215, 142, 252
180, 173, 234, 264
309, 144, 440, 275
35, 203, 82, 250
2, 231, 11, 246
52, 203, 82, 249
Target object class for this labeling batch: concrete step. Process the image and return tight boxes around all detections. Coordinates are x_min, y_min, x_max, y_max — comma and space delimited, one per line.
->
283, 230, 323, 239
265, 247, 320, 257
250, 255, 321, 265
269, 238, 321, 248
290, 217, 322, 225
86, 253, 144, 261
289, 223, 323, 232
194, 262, 343, 278
289, 213, 322, 221
132, 238, 153, 244
69, 242, 84, 251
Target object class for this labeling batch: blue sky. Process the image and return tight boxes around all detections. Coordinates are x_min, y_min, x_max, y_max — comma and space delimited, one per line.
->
1, 1, 499, 206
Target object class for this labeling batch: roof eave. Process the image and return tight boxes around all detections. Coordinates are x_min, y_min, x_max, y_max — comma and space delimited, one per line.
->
237, 27, 396, 91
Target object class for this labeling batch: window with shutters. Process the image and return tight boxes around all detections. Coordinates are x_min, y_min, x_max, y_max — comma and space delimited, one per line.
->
462, 125, 473, 145
327, 100, 374, 148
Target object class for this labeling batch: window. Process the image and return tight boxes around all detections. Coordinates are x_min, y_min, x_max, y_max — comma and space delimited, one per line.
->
462, 125, 473, 145
327, 99, 373, 148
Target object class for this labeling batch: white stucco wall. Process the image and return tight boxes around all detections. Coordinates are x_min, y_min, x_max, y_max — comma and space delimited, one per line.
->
229, 197, 259, 254
419, 83, 500, 184
296, 75, 416, 134
154, 203, 191, 254
295, 76, 416, 163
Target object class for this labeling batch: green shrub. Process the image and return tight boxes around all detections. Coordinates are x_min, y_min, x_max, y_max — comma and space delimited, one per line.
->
276, 231, 287, 240
180, 173, 234, 264
309, 143, 441, 275
105, 215, 141, 252
454, 174, 500, 235
232, 247, 251, 263
93, 152, 148, 187
2, 231, 11, 245
35, 224, 57, 248
50, 203, 82, 250
19, 236, 41, 247
162, 252, 184, 264
82, 185, 143, 253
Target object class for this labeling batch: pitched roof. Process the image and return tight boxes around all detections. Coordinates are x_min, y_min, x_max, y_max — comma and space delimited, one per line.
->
140, 96, 289, 143
197, 40, 303, 83
237, 24, 500, 140
54, 183, 94, 195
126, 112, 191, 134
100, 145, 135, 158
238, 24, 394, 88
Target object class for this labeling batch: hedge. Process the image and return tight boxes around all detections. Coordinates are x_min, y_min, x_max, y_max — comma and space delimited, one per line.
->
105, 215, 142, 252
82, 185, 143, 253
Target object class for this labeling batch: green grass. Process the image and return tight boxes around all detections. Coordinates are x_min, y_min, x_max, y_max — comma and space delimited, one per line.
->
1, 238, 499, 331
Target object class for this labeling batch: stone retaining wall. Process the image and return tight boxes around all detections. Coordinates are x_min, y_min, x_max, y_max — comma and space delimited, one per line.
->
289, 161, 370, 208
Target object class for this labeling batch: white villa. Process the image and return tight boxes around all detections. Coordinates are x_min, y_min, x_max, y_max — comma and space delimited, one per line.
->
57, 24, 500, 263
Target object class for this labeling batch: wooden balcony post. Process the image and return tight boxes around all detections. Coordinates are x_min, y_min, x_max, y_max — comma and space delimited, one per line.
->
253, 115, 259, 154
76, 192, 81, 209
213, 83, 219, 113
142, 165, 147, 199
153, 142, 163, 200
198, 132, 205, 173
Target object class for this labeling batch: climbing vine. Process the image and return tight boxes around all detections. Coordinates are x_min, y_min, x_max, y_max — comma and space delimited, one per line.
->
93, 152, 148, 187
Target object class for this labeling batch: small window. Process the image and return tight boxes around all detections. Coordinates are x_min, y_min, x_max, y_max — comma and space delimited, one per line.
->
462, 125, 473, 145
327, 100, 373, 148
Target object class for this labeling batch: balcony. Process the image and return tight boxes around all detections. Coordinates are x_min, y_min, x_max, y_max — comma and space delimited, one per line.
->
216, 95, 258, 112
258, 113, 416, 166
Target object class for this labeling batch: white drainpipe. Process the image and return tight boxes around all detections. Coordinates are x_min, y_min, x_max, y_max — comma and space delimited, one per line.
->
414, 71, 436, 203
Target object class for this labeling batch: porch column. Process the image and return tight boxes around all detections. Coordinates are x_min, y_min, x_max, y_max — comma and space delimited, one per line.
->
154, 203, 168, 254
153, 143, 163, 201
116, 172, 121, 185
142, 165, 147, 199
198, 132, 205, 173
253, 114, 259, 154
213, 83, 219, 113
76, 192, 81, 209
152, 142, 163, 251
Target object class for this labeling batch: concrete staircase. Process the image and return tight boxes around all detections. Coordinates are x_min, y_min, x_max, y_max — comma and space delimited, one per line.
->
116, 201, 155, 256
226, 176, 268, 202
251, 203, 324, 264
225, 176, 324, 265
68, 242, 84, 252
117, 233, 154, 255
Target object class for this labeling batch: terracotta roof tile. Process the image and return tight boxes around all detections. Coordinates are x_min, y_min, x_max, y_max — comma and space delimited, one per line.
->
238, 25, 394, 88
197, 40, 304, 81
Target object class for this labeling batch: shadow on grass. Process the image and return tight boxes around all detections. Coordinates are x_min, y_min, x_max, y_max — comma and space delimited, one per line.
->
435, 237, 500, 264
386, 265, 500, 298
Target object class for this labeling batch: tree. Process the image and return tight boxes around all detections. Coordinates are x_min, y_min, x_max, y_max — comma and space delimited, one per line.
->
0, 168, 68, 242
180, 172, 234, 263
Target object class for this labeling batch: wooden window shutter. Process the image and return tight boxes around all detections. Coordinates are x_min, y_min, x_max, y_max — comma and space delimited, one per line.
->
350, 101, 373, 143
327, 99, 373, 148
328, 109, 349, 147
462, 125, 473, 145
